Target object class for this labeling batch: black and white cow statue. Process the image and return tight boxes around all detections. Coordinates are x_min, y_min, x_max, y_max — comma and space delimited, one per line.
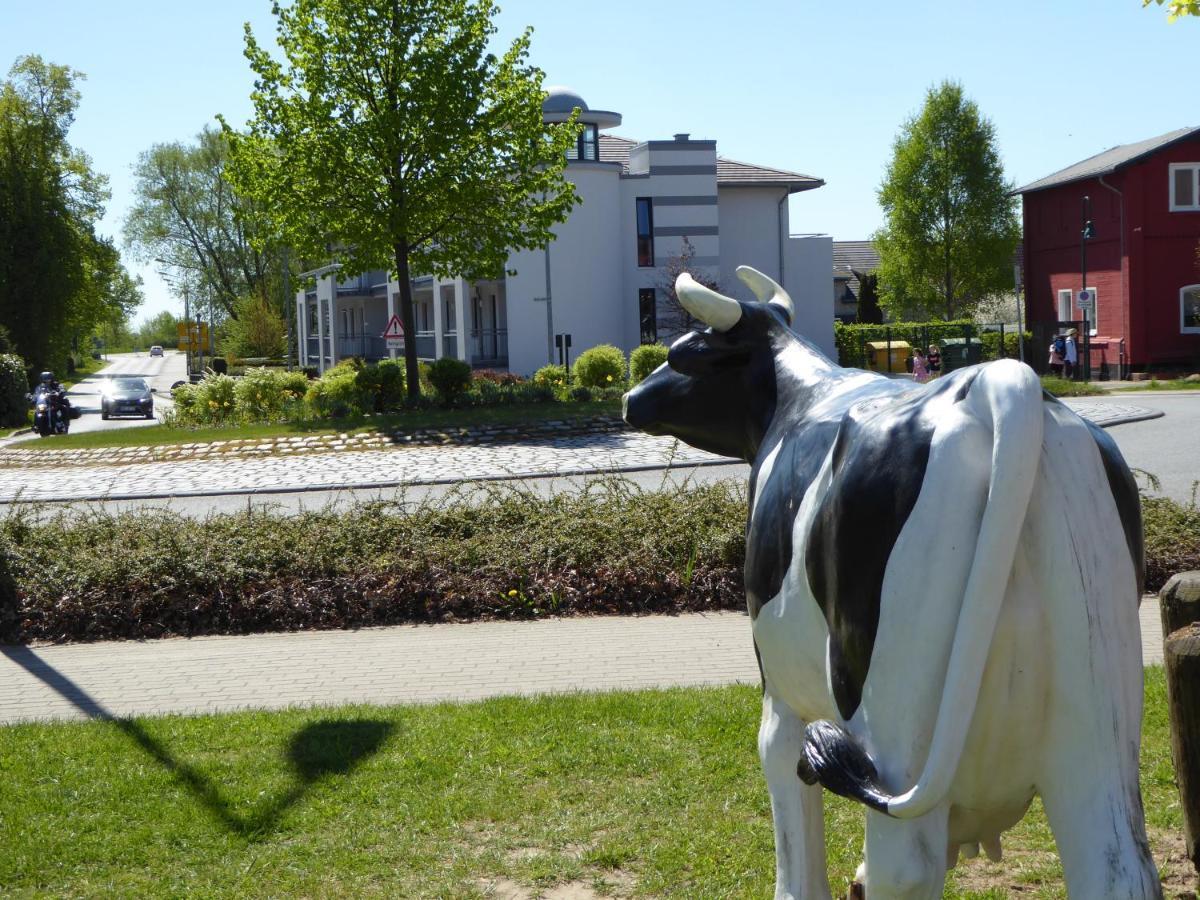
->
623, 266, 1160, 899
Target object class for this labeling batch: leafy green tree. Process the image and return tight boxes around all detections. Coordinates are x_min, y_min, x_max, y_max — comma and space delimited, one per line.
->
136, 311, 180, 349
873, 81, 1020, 321
852, 269, 883, 324
1143, 0, 1199, 20
125, 127, 279, 320
221, 0, 580, 399
0, 55, 134, 369
222, 294, 286, 359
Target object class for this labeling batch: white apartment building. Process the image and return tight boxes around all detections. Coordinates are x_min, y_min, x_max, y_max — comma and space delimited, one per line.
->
296, 87, 834, 376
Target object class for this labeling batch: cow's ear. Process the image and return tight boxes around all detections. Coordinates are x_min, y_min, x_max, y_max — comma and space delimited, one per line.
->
668, 331, 749, 377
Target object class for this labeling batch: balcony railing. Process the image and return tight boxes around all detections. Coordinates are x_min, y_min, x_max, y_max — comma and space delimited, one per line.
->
336, 334, 388, 360
470, 328, 508, 364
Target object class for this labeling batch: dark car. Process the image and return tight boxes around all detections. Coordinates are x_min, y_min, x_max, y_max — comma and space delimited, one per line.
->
101, 376, 155, 420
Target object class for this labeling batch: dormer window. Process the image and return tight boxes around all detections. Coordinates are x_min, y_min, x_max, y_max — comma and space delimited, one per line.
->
1170, 163, 1200, 211
566, 123, 598, 161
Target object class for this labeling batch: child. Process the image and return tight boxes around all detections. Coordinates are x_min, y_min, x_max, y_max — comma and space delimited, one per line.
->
926, 344, 941, 377
911, 347, 929, 383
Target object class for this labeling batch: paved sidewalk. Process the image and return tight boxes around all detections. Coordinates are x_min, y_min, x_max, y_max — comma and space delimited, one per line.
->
0, 601, 1166, 725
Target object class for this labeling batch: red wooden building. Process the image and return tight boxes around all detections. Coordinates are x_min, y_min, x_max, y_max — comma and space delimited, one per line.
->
1017, 126, 1200, 374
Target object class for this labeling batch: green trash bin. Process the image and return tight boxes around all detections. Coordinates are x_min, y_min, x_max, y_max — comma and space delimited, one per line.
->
940, 337, 982, 372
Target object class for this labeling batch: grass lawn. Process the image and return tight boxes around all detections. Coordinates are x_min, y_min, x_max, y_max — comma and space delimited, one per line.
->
0, 673, 1190, 898
1111, 379, 1200, 392
39, 400, 623, 451
1039, 375, 1105, 397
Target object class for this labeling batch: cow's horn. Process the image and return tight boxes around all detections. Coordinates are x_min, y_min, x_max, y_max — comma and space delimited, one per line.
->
676, 272, 742, 332
737, 266, 794, 325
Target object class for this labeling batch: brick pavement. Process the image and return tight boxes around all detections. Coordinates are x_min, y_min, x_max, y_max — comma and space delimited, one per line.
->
0, 600, 1165, 725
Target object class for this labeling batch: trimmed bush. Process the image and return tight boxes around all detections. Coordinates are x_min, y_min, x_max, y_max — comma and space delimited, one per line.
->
428, 357, 473, 405
1143, 493, 1200, 593
356, 359, 406, 413
629, 343, 668, 384
572, 344, 626, 389
0, 353, 29, 428
569, 385, 593, 403
532, 364, 567, 389
306, 361, 369, 419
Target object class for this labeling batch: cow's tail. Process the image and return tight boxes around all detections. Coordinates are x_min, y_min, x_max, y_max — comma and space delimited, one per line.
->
798, 359, 1044, 819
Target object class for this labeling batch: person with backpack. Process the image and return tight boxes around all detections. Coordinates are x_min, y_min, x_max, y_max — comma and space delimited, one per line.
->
1048, 333, 1066, 376
1063, 328, 1079, 379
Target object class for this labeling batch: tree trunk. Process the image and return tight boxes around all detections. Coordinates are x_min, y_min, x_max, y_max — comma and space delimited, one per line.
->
1161, 572, 1200, 875
393, 243, 421, 401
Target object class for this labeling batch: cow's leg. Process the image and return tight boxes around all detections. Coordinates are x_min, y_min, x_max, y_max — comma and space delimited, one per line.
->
759, 690, 832, 900
861, 805, 949, 900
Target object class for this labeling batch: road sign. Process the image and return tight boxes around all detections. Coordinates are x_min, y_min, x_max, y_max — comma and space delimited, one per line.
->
382, 314, 405, 350
176, 321, 209, 352
1076, 289, 1094, 312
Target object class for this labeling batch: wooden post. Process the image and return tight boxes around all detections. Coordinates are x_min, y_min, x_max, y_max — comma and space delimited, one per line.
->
1161, 571, 1200, 874
1161, 570, 1200, 640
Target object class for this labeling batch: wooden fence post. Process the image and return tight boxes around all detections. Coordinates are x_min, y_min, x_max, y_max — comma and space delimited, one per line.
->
1160, 571, 1200, 874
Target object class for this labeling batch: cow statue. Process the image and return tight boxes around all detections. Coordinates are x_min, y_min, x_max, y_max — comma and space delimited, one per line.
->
622, 266, 1160, 899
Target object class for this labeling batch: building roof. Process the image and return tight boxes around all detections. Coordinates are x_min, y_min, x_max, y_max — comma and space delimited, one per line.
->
543, 85, 589, 114
1015, 126, 1200, 194
598, 134, 823, 193
832, 241, 881, 299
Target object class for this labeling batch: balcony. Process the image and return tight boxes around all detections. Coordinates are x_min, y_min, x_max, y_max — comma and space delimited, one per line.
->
470, 328, 508, 366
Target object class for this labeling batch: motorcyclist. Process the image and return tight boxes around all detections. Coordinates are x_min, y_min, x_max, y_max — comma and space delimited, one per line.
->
31, 371, 72, 431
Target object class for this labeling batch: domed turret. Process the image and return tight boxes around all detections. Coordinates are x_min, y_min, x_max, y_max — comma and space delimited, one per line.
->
540, 85, 621, 130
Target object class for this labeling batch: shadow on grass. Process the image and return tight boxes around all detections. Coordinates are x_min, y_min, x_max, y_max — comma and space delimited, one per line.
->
0, 645, 393, 839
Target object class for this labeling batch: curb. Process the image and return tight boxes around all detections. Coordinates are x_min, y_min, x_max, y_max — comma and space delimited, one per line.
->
0, 455, 743, 505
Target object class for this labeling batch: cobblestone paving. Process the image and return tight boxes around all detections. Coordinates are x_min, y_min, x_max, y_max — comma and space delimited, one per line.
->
0, 432, 720, 502
0, 399, 1162, 503
0, 601, 1164, 725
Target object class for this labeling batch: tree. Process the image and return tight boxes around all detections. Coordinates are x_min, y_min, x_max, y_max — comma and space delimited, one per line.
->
135, 311, 180, 349
1143, 0, 1199, 20
221, 0, 579, 399
125, 127, 279, 321
222, 294, 287, 359
656, 236, 721, 338
873, 81, 1020, 321
852, 269, 883, 324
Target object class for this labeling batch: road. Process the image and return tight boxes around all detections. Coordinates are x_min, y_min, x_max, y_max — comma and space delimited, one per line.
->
64, 350, 187, 434
1104, 393, 1200, 505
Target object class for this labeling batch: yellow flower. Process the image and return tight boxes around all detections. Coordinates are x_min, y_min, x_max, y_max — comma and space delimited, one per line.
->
606, 374, 613, 382
507, 589, 518, 597
208, 400, 218, 408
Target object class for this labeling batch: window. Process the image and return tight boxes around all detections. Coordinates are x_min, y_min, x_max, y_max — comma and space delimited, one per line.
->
1057, 287, 1097, 335
636, 198, 654, 267
565, 123, 598, 161
639, 289, 657, 344
1183, 285, 1200, 333
1056, 289, 1072, 323
1169, 163, 1200, 211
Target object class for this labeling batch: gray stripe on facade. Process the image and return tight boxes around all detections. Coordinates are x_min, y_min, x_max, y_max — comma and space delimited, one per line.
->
653, 225, 719, 237
650, 195, 719, 206
653, 255, 721, 268
649, 165, 718, 176
646, 140, 717, 150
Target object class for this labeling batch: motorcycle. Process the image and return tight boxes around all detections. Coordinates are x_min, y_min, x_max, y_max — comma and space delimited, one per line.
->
29, 388, 78, 436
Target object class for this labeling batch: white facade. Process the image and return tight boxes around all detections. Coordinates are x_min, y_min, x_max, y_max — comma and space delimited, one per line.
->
297, 87, 834, 375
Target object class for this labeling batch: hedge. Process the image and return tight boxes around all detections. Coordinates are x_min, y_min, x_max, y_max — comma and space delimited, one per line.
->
833, 321, 1032, 369
0, 481, 1193, 645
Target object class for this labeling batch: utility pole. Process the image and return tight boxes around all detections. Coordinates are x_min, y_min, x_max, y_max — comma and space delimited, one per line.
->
282, 247, 294, 371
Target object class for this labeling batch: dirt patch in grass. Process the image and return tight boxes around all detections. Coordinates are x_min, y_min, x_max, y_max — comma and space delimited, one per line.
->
1152, 827, 1199, 898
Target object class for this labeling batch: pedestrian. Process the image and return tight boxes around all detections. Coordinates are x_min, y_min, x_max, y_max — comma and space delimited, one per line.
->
911, 347, 930, 383
1048, 333, 1066, 376
926, 343, 941, 378
1063, 328, 1079, 379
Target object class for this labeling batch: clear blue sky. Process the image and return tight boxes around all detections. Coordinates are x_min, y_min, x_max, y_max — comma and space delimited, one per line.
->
2, 0, 1194, 324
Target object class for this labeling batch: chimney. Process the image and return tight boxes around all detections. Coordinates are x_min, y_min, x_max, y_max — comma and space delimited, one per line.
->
674, 133, 690, 142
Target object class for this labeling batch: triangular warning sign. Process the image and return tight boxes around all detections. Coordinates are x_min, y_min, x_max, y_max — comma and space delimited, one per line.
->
381, 314, 405, 339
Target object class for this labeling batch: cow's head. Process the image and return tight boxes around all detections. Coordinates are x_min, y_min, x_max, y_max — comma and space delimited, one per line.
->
622, 266, 795, 461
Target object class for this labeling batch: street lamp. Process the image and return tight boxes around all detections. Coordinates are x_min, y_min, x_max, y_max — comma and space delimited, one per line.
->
1080, 196, 1094, 380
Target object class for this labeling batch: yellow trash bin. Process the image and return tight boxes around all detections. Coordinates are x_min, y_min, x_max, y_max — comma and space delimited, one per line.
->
865, 340, 911, 373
